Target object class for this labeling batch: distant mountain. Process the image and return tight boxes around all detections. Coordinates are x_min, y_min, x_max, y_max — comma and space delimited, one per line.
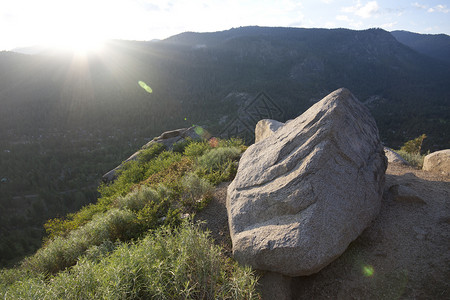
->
391, 30, 450, 64
11, 45, 49, 55
2, 26, 449, 151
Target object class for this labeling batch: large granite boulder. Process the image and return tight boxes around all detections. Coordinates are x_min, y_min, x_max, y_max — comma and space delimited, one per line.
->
423, 149, 450, 176
102, 126, 204, 182
227, 88, 387, 276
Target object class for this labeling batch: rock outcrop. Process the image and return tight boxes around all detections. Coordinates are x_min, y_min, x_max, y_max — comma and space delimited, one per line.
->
423, 149, 450, 176
102, 126, 204, 182
384, 147, 408, 165
226, 88, 387, 276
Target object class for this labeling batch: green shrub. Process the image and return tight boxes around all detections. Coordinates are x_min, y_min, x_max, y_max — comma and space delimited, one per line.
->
181, 173, 214, 210
196, 147, 242, 184
44, 203, 107, 240
184, 140, 211, 157
396, 150, 425, 169
143, 151, 183, 179
138, 143, 166, 163
98, 151, 182, 205
218, 137, 246, 151
83, 240, 117, 263
198, 147, 241, 171
1, 222, 260, 299
115, 186, 160, 211
172, 138, 194, 153
135, 193, 177, 231
400, 134, 427, 155
23, 209, 139, 274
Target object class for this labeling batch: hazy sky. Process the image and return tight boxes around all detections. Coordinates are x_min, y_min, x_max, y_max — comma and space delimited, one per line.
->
1, 0, 449, 51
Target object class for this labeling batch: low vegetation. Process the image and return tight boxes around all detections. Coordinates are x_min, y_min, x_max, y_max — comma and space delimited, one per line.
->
397, 134, 427, 168
0, 137, 260, 299
1, 222, 259, 299
395, 150, 426, 168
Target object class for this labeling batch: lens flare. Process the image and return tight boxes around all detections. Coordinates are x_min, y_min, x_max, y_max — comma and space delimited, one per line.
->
193, 126, 212, 139
138, 81, 153, 93
362, 265, 374, 277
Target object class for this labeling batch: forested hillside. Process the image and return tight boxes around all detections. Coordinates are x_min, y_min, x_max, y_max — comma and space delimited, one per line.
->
391, 30, 450, 64
1, 26, 449, 266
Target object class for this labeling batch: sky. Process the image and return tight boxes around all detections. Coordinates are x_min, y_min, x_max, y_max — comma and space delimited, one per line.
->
1, 0, 449, 51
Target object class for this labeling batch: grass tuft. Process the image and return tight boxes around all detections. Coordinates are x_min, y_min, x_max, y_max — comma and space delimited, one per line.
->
396, 150, 425, 168
1, 222, 260, 299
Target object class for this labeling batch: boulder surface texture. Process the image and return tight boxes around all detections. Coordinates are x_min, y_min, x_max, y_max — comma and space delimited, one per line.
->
255, 119, 285, 143
227, 88, 387, 276
423, 149, 450, 176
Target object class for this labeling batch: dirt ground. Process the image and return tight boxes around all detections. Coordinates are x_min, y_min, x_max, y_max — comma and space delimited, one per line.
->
196, 163, 450, 299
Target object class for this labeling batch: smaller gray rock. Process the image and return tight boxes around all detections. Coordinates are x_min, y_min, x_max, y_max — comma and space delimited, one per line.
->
423, 149, 450, 176
384, 147, 408, 165
254, 119, 284, 143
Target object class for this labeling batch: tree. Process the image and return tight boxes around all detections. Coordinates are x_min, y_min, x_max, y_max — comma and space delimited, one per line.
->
400, 134, 427, 154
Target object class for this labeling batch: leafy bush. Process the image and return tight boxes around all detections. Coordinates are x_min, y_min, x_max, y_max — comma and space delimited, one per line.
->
98, 150, 182, 205
184, 140, 211, 157
396, 134, 428, 168
396, 150, 425, 169
143, 157, 193, 188
197, 147, 242, 184
217, 137, 247, 151
172, 138, 194, 153
198, 147, 241, 170
23, 209, 139, 274
44, 204, 107, 240
143, 151, 183, 179
400, 134, 427, 154
134, 188, 181, 231
138, 143, 166, 163
83, 240, 117, 263
1, 222, 260, 299
45, 139, 242, 241
115, 186, 160, 211
181, 173, 214, 210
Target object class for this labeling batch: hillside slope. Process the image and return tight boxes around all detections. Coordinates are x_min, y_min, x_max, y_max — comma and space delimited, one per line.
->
0, 138, 261, 298
391, 30, 450, 64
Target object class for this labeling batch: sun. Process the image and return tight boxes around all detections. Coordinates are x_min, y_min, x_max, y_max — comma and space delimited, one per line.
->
53, 35, 104, 55
34, 1, 108, 55
43, 28, 105, 55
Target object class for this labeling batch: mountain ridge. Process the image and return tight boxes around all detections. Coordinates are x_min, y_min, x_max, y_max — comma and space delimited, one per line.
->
391, 30, 450, 64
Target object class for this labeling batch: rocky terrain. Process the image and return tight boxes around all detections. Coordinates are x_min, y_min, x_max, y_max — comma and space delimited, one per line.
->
197, 160, 449, 299
197, 89, 449, 299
